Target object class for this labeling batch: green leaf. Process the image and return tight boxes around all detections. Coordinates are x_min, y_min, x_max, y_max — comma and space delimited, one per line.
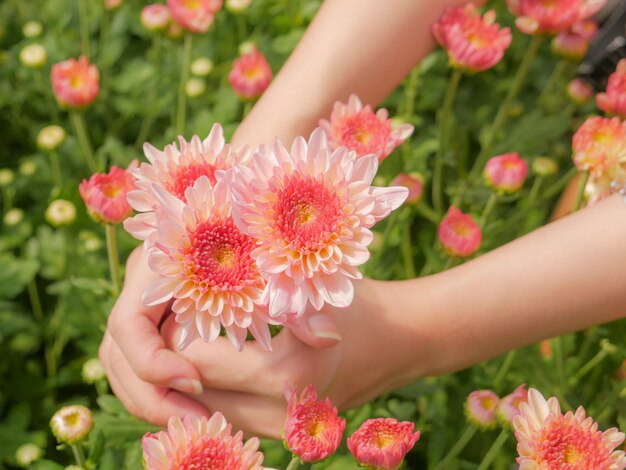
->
0, 254, 39, 299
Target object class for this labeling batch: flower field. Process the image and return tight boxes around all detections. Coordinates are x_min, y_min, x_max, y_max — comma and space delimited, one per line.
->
0, 0, 625, 469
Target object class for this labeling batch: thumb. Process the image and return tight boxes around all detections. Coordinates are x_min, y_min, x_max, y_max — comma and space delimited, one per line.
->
286, 312, 341, 348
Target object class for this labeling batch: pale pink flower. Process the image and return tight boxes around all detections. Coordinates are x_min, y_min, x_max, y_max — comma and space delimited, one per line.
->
572, 116, 626, 178
79, 162, 137, 224
347, 418, 420, 470
141, 4, 171, 31
432, 4, 512, 72
50, 405, 93, 445
124, 124, 241, 245
507, 0, 606, 35
142, 413, 266, 470
597, 59, 626, 117
438, 206, 482, 258
483, 152, 529, 193
390, 172, 424, 205
465, 390, 500, 429
284, 384, 345, 463
104, 0, 123, 10
319, 95, 413, 162
231, 128, 408, 318
167, 0, 223, 33
51, 56, 99, 109
142, 176, 270, 351
498, 384, 529, 427
567, 78, 594, 104
514, 388, 626, 469
228, 47, 272, 100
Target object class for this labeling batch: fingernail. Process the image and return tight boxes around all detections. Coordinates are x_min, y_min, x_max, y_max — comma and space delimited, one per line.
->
169, 378, 203, 395
307, 314, 341, 341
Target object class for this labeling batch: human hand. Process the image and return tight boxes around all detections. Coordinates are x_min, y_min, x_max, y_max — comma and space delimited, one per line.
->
99, 246, 210, 426
160, 278, 437, 439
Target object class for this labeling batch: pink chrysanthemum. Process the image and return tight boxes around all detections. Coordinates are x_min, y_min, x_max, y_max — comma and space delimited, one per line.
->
231, 128, 408, 318
432, 4, 512, 73
142, 413, 266, 470
572, 116, 626, 177
498, 384, 529, 427
390, 173, 424, 205
597, 59, 626, 118
141, 4, 171, 31
507, 0, 606, 35
465, 390, 500, 429
167, 0, 222, 33
438, 206, 482, 258
50, 405, 93, 445
228, 47, 272, 100
79, 162, 137, 224
484, 152, 529, 194
142, 176, 270, 351
347, 418, 420, 470
514, 388, 626, 469
319, 95, 414, 162
51, 56, 100, 109
124, 124, 242, 245
567, 78, 594, 104
283, 384, 345, 463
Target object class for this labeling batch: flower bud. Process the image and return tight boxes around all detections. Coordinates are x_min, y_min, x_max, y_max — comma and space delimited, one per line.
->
79, 163, 137, 224
45, 199, 76, 227
497, 384, 528, 427
532, 157, 558, 177
37, 125, 66, 151
51, 56, 100, 109
15, 443, 43, 467
79, 231, 104, 252
0, 169, 15, 187
438, 206, 481, 258
141, 4, 171, 32
567, 78, 593, 105
50, 405, 93, 444
238, 40, 256, 56
168, 0, 222, 34
226, 0, 252, 13
4, 208, 24, 226
465, 389, 500, 429
19, 44, 47, 68
185, 78, 206, 97
483, 152, 528, 193
390, 172, 424, 205
22, 21, 43, 38
190, 57, 214, 76
19, 160, 37, 176
82, 358, 106, 384
104, 0, 123, 10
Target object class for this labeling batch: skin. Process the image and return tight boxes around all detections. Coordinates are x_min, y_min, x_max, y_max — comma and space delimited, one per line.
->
99, 0, 626, 440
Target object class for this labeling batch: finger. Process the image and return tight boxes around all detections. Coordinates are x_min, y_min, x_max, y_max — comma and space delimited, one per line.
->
196, 388, 286, 439
106, 337, 211, 427
285, 312, 341, 348
108, 251, 203, 395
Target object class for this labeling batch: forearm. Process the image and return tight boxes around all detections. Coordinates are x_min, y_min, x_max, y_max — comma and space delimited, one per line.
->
232, 0, 479, 148
402, 194, 626, 378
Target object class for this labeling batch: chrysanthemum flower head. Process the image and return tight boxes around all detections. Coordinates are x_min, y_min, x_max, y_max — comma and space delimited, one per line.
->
438, 206, 481, 258
514, 388, 626, 469
142, 176, 271, 351
507, 0, 606, 35
19, 43, 47, 68
484, 152, 528, 194
50, 405, 93, 445
567, 78, 594, 105
498, 384, 529, 427
597, 59, 626, 118
319, 95, 414, 162
347, 418, 420, 470
167, 0, 223, 33
284, 384, 345, 463
465, 390, 500, 429
141, 4, 171, 32
79, 162, 137, 224
124, 124, 242, 245
231, 128, 408, 319
432, 4, 512, 73
142, 413, 266, 470
572, 116, 626, 177
51, 56, 100, 109
228, 47, 272, 100
390, 172, 424, 205
45, 199, 76, 227
37, 125, 66, 151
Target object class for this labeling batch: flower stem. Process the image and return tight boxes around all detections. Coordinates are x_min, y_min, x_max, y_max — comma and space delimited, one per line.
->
435, 424, 476, 470
476, 429, 510, 470
538, 60, 568, 107
479, 193, 498, 230
27, 279, 45, 323
568, 347, 609, 386
176, 33, 193, 136
286, 455, 301, 470
136, 35, 163, 147
552, 336, 567, 394
235, 14, 247, 44
527, 176, 543, 208
572, 172, 589, 212
48, 150, 63, 191
401, 222, 416, 279
71, 444, 87, 468
469, 35, 543, 180
541, 167, 577, 200
415, 202, 440, 225
492, 350, 516, 390
70, 111, 97, 172
105, 224, 121, 295
433, 68, 462, 214
78, 0, 91, 57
